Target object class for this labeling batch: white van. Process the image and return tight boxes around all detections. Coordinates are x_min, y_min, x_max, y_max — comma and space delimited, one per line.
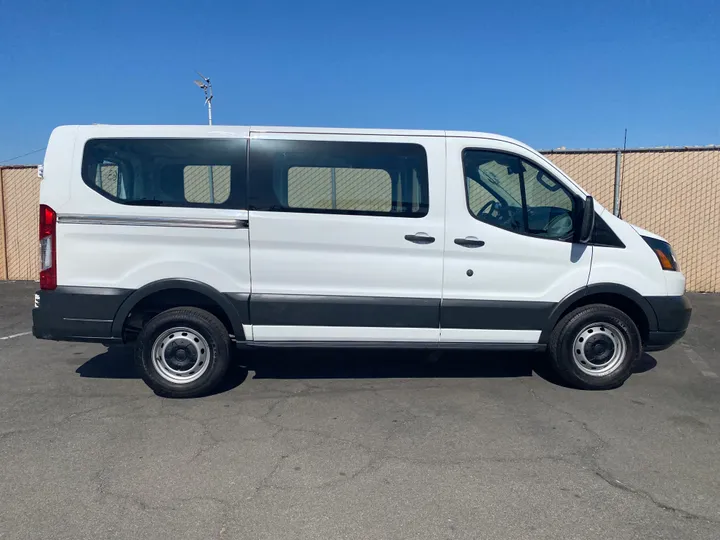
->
32, 125, 691, 397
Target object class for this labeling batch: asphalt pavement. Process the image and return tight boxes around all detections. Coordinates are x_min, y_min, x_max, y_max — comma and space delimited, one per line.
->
1, 281, 719, 539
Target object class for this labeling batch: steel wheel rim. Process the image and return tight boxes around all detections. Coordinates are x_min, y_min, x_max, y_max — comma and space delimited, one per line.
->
151, 327, 211, 384
572, 322, 626, 377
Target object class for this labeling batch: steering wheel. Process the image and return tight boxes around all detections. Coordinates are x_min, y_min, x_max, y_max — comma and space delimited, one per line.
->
544, 213, 573, 239
478, 200, 500, 218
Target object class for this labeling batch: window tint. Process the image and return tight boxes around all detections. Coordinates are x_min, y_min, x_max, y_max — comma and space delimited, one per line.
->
463, 150, 575, 240
81, 139, 247, 208
249, 139, 428, 217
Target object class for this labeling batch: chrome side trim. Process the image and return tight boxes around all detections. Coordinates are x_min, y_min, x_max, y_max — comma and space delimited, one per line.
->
63, 317, 113, 323
57, 215, 248, 229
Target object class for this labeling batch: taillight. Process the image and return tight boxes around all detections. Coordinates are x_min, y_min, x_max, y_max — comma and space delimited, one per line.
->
39, 204, 57, 290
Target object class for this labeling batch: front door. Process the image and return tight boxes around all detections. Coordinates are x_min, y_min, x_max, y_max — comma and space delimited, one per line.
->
247, 133, 446, 342
440, 137, 592, 344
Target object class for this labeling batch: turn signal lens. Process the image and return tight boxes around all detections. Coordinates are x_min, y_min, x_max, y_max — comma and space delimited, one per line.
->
643, 236, 679, 272
654, 249, 674, 270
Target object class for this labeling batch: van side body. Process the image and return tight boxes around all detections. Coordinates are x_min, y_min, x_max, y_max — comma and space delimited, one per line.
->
32, 125, 691, 395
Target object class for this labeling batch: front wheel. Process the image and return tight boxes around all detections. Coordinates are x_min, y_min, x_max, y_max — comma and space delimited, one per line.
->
548, 304, 642, 390
135, 307, 231, 398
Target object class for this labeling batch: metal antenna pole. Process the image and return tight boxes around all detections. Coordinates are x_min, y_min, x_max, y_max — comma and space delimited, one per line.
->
194, 73, 215, 202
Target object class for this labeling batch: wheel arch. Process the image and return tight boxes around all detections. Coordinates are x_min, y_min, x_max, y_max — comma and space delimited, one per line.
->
539, 284, 658, 344
111, 279, 248, 342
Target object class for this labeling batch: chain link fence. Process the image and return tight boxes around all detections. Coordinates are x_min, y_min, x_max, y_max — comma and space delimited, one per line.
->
0, 167, 41, 280
543, 152, 617, 209
184, 165, 231, 204
287, 167, 392, 212
543, 147, 720, 292
618, 150, 720, 293
2, 147, 720, 291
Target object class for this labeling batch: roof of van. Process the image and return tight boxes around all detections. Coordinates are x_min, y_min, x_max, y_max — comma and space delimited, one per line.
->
248, 125, 518, 142
69, 124, 530, 148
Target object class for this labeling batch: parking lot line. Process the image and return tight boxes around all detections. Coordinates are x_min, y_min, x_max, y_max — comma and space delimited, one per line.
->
684, 347, 719, 379
0, 331, 31, 341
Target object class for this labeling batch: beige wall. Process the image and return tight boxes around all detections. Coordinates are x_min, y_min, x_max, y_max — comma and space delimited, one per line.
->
0, 171, 7, 280
620, 151, 720, 293
0, 167, 40, 281
544, 150, 720, 293
544, 152, 617, 209
1, 149, 719, 291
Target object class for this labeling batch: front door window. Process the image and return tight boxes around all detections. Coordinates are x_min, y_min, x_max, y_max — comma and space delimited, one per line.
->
463, 150, 575, 241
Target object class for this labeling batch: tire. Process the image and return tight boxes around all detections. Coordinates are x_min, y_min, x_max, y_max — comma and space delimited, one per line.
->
548, 304, 642, 390
135, 307, 231, 398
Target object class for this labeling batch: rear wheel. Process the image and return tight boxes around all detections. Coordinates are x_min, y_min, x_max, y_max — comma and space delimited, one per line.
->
548, 304, 642, 390
135, 307, 230, 398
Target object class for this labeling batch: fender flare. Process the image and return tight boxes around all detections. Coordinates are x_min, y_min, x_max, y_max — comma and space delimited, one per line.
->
539, 283, 658, 343
110, 279, 247, 340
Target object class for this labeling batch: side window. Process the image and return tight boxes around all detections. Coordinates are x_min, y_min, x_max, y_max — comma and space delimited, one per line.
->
463, 150, 575, 240
81, 139, 247, 208
249, 139, 428, 217
465, 151, 525, 233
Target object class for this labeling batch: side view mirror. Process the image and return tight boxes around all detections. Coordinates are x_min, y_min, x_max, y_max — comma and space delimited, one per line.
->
579, 196, 595, 244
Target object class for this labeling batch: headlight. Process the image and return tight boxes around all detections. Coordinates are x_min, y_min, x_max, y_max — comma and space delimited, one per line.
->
642, 236, 679, 271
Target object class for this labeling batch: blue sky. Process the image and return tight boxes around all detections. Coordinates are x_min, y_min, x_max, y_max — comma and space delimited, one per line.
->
1, 0, 718, 164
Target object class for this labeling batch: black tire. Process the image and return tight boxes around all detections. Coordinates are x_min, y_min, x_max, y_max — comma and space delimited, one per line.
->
548, 304, 642, 390
135, 307, 231, 398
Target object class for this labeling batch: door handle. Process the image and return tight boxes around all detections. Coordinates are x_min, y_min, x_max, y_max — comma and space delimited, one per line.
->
405, 233, 435, 245
454, 237, 485, 248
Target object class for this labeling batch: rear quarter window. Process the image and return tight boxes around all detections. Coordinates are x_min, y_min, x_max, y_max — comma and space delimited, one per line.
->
81, 138, 247, 208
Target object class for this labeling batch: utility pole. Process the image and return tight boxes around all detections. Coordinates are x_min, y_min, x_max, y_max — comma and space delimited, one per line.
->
194, 72, 213, 124
194, 72, 215, 202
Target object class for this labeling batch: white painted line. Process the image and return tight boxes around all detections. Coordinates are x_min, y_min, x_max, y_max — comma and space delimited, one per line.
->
684, 347, 719, 379
0, 331, 31, 341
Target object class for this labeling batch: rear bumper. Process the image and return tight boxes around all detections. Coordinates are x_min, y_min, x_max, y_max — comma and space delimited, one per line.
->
644, 294, 692, 352
32, 287, 131, 344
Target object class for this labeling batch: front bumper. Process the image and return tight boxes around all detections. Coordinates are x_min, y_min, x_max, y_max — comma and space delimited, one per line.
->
644, 295, 692, 352
645, 330, 687, 352
32, 287, 131, 344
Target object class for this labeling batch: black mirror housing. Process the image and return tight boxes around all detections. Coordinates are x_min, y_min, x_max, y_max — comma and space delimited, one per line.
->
578, 196, 595, 243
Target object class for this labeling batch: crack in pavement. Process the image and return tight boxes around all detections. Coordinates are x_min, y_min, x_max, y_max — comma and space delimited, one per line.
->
8, 363, 719, 533
92, 467, 233, 537
593, 469, 719, 523
0, 396, 156, 443
241, 390, 591, 495
525, 381, 720, 525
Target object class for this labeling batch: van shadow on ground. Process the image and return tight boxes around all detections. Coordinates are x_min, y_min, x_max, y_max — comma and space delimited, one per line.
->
76, 345, 657, 395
